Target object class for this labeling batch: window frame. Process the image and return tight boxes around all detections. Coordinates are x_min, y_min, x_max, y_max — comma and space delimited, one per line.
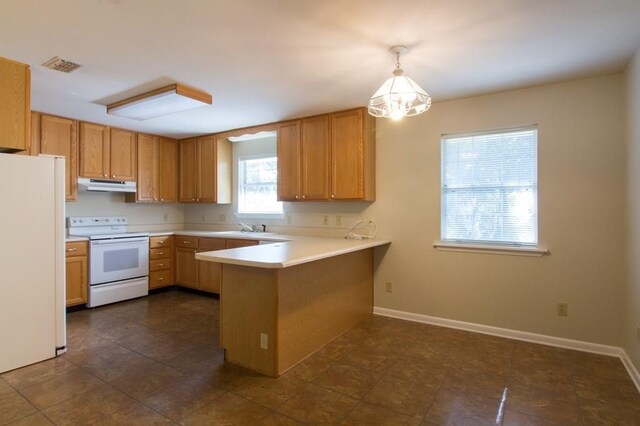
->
236, 154, 284, 219
438, 125, 544, 254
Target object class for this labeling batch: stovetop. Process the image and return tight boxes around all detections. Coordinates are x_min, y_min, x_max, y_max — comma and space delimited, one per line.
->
67, 216, 149, 240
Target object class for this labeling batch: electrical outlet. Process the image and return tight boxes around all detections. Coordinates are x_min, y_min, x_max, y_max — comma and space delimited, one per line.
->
260, 333, 268, 350
163, 213, 168, 222
385, 281, 393, 293
323, 215, 329, 226
336, 215, 342, 226
557, 303, 568, 317
218, 214, 226, 223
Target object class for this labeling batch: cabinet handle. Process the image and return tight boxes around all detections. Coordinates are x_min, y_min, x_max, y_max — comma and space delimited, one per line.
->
295, 195, 299, 199
192, 198, 195, 201
158, 263, 164, 267
183, 241, 190, 244
161, 198, 164, 201
302, 195, 306, 199
103, 174, 107, 177
331, 194, 335, 198
157, 252, 164, 255
112, 175, 115, 178
196, 198, 200, 202
158, 277, 164, 281
157, 241, 164, 245
66, 248, 77, 252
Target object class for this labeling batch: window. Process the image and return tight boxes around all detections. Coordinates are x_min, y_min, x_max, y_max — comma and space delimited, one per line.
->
441, 127, 537, 246
238, 156, 283, 215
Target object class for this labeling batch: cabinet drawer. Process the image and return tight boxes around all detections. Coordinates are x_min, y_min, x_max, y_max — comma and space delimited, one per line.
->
65, 241, 87, 257
226, 239, 259, 249
175, 235, 199, 248
199, 237, 226, 251
149, 247, 171, 260
150, 257, 173, 272
149, 269, 172, 289
150, 235, 173, 249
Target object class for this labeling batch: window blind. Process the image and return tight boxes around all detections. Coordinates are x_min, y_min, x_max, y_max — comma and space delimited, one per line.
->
238, 156, 283, 214
441, 127, 538, 245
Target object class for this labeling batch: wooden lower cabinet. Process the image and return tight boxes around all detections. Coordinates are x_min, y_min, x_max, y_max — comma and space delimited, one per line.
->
65, 241, 87, 307
173, 236, 239, 294
149, 236, 174, 289
226, 239, 259, 249
175, 247, 199, 289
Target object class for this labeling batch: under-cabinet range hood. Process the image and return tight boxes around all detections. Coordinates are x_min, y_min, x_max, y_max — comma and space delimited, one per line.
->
78, 178, 136, 193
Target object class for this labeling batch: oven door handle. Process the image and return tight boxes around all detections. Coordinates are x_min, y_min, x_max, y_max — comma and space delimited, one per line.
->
91, 238, 149, 246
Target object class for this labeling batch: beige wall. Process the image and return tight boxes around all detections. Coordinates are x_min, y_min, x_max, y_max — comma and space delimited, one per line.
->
625, 47, 640, 369
367, 74, 627, 346
66, 191, 185, 232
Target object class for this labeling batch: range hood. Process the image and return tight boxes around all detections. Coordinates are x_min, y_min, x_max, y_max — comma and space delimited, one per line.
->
78, 178, 136, 193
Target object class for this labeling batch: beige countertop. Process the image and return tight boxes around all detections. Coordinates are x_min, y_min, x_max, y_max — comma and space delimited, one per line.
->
195, 234, 390, 268
149, 230, 290, 242
65, 236, 88, 242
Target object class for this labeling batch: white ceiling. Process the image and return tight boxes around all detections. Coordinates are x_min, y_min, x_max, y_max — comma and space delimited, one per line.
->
1, 0, 640, 138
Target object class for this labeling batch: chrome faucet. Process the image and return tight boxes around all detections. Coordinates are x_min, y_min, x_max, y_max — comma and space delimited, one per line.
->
238, 222, 268, 233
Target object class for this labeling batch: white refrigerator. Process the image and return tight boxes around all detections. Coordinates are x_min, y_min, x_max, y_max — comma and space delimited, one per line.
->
0, 153, 66, 373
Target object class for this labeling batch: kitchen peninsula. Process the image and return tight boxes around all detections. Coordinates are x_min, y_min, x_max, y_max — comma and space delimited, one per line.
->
195, 233, 390, 377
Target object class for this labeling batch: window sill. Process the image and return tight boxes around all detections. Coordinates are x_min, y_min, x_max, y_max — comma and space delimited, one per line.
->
433, 241, 549, 257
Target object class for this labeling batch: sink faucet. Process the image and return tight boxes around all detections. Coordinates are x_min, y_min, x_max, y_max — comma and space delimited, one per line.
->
238, 222, 254, 232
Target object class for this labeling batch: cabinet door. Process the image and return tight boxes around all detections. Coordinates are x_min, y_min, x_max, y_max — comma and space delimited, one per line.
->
277, 121, 301, 201
65, 255, 87, 307
158, 137, 178, 203
301, 115, 330, 200
179, 138, 198, 202
0, 57, 30, 152
110, 128, 136, 181
331, 109, 364, 200
79, 122, 110, 179
198, 135, 217, 203
175, 247, 198, 289
40, 114, 78, 201
226, 239, 259, 249
198, 260, 221, 294
136, 133, 158, 202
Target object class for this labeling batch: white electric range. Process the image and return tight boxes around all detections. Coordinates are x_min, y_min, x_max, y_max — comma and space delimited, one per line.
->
68, 216, 149, 307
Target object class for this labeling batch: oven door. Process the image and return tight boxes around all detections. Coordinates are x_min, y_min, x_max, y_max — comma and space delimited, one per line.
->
90, 237, 149, 285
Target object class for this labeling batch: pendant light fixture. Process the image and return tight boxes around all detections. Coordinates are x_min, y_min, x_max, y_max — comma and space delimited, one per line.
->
368, 46, 431, 120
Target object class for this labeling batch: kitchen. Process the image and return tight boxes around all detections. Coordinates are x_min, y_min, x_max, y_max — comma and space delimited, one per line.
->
2, 0, 640, 424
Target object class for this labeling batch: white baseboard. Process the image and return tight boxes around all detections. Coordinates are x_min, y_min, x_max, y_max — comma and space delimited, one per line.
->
373, 306, 640, 392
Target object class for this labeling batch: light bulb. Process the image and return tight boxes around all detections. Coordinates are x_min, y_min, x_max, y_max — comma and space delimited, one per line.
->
390, 109, 404, 120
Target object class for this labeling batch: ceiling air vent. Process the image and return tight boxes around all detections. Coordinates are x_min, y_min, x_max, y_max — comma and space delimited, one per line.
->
42, 56, 81, 73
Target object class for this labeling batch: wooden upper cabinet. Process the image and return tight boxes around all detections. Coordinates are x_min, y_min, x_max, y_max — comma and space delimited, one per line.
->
135, 133, 158, 202
276, 108, 374, 202
330, 108, 375, 201
158, 137, 178, 202
0, 57, 30, 153
109, 128, 136, 181
198, 135, 217, 203
277, 121, 301, 201
179, 136, 231, 204
128, 135, 177, 204
79, 125, 136, 182
179, 138, 198, 202
301, 115, 330, 200
79, 122, 110, 179
39, 114, 78, 201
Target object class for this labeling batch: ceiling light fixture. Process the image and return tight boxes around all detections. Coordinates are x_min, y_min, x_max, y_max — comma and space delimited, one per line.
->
107, 83, 212, 121
368, 46, 431, 120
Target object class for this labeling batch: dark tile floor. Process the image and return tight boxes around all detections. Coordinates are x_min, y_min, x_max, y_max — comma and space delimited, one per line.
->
1, 290, 639, 425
